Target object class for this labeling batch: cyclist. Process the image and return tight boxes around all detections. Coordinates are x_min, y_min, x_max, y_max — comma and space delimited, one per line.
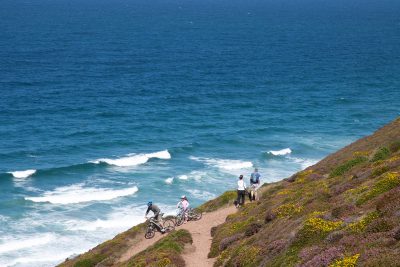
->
145, 201, 165, 233
177, 195, 190, 223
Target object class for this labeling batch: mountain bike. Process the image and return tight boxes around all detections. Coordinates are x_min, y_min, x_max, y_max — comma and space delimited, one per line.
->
144, 213, 175, 239
175, 208, 202, 226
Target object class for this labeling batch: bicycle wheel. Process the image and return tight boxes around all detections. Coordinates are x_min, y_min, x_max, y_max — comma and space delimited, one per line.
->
190, 210, 202, 221
175, 214, 184, 226
163, 219, 176, 232
145, 226, 155, 239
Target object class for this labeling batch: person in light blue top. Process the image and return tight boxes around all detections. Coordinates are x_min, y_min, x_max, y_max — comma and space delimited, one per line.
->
249, 168, 261, 201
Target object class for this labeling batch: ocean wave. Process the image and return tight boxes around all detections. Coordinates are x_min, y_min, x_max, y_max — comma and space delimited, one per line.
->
289, 157, 318, 169
165, 177, 174, 184
0, 233, 55, 254
0, 234, 87, 267
67, 209, 145, 232
8, 169, 37, 178
186, 189, 216, 201
25, 184, 139, 204
178, 174, 189, 180
190, 156, 253, 171
91, 150, 171, 167
1, 150, 171, 179
267, 148, 292, 156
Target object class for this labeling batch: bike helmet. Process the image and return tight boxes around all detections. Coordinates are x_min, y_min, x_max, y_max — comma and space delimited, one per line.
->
147, 201, 153, 207
180, 195, 186, 199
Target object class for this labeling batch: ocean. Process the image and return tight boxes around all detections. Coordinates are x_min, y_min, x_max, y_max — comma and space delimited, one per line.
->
1, 0, 400, 266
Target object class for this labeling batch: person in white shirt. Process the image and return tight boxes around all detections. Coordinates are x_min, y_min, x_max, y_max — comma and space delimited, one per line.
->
236, 175, 246, 207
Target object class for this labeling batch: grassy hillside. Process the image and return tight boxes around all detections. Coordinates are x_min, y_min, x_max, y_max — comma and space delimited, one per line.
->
60, 117, 400, 267
209, 117, 400, 266
119, 229, 192, 267
59, 223, 147, 267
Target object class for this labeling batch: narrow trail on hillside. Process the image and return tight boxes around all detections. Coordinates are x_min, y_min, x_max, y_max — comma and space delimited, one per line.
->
117, 205, 237, 266
180, 206, 237, 267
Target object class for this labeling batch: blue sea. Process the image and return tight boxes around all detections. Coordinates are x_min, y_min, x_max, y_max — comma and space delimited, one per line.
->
1, 0, 400, 265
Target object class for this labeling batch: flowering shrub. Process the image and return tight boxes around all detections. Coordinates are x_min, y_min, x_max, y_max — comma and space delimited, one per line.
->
303, 218, 343, 234
347, 211, 379, 233
266, 239, 288, 256
388, 155, 400, 163
299, 246, 322, 262
295, 170, 313, 183
234, 245, 261, 266
302, 246, 344, 267
329, 254, 360, 267
357, 172, 400, 205
277, 189, 291, 196
353, 151, 369, 157
344, 185, 368, 204
274, 204, 303, 218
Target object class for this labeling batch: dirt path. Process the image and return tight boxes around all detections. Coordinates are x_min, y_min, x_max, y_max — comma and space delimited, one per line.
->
118, 230, 164, 262
118, 205, 237, 266
180, 205, 236, 267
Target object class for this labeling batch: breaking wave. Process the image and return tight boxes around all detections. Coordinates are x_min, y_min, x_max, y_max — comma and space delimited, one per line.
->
190, 156, 253, 171
267, 148, 292, 156
91, 150, 171, 167
25, 184, 139, 204
8, 169, 37, 178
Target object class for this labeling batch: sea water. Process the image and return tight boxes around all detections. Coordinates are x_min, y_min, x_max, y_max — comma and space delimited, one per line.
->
1, 0, 400, 266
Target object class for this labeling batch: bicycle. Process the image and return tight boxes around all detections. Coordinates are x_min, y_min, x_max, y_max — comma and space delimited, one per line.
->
144, 213, 175, 239
175, 208, 202, 226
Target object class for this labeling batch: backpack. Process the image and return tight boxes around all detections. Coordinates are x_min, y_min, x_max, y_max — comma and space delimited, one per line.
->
251, 173, 260, 184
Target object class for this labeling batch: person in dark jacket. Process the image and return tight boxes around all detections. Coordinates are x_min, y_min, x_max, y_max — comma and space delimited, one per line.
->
145, 201, 165, 233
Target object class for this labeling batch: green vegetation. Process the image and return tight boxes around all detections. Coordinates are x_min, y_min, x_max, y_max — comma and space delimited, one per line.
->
121, 229, 192, 267
356, 172, 400, 205
330, 156, 368, 177
372, 147, 391, 162
59, 223, 147, 267
73, 255, 106, 267
346, 211, 379, 233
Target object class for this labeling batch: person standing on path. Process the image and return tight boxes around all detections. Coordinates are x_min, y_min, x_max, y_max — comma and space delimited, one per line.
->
249, 168, 261, 201
236, 175, 246, 207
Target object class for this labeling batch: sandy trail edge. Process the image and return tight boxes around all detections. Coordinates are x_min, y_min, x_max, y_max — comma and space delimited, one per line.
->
118, 205, 237, 266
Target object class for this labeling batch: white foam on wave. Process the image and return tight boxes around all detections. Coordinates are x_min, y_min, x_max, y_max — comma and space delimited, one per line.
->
290, 157, 318, 169
67, 206, 146, 232
165, 177, 174, 184
178, 174, 188, 180
186, 189, 216, 201
0, 233, 90, 267
8, 169, 37, 179
190, 156, 253, 171
91, 150, 171, 167
145, 150, 171, 160
268, 148, 292, 156
25, 184, 138, 204
0, 233, 55, 254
